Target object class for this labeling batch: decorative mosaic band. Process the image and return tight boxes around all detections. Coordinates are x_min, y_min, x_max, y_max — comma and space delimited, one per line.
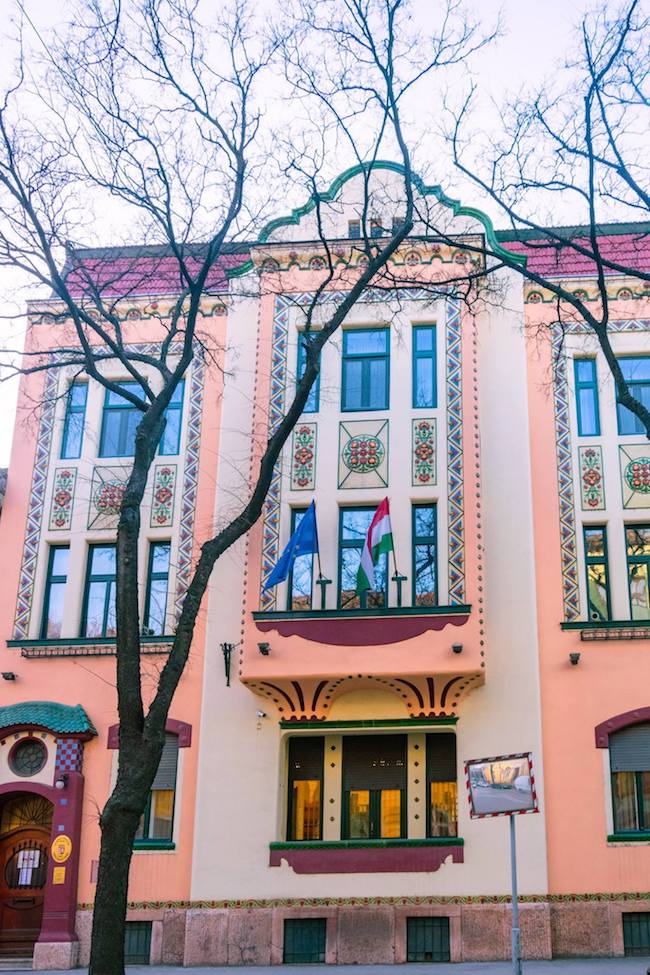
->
88, 466, 129, 530
446, 298, 465, 604
620, 444, 650, 509
578, 446, 605, 511
55, 737, 84, 774
338, 419, 388, 489
174, 355, 205, 619
151, 464, 177, 526
49, 467, 77, 531
291, 423, 316, 491
412, 418, 436, 486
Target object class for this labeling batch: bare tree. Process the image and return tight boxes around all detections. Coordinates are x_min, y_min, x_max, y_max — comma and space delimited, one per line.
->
0, 1, 493, 972
445, 0, 650, 437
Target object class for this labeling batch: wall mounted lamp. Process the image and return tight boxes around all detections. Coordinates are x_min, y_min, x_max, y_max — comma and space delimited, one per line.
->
451, 644, 463, 655
569, 652, 581, 666
220, 642, 234, 687
55, 773, 69, 791
1, 672, 16, 681
258, 642, 271, 656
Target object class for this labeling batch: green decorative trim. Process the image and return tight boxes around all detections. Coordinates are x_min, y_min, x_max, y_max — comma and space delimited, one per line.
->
0, 701, 96, 736
560, 619, 649, 630
608, 833, 650, 843
133, 840, 176, 851
281, 717, 458, 730
7, 635, 175, 648
226, 161, 526, 278
253, 605, 471, 623
270, 838, 463, 851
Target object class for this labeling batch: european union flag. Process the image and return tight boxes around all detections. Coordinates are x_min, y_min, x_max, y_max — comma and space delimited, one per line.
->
264, 501, 319, 589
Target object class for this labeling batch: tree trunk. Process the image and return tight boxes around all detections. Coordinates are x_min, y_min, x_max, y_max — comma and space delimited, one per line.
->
88, 792, 143, 975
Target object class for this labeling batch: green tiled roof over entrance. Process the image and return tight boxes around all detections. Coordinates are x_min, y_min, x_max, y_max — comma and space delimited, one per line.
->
0, 701, 96, 737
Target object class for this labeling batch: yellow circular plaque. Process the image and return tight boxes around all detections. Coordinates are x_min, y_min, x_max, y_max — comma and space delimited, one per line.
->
51, 835, 72, 863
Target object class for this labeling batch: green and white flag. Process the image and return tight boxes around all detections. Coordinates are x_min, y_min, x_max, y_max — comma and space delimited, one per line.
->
356, 497, 393, 594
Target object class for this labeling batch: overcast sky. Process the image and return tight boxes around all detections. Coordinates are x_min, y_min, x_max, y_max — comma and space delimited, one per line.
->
0, 0, 607, 467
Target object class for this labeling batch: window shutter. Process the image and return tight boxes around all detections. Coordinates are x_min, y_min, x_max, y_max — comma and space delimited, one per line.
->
610, 724, 650, 772
152, 733, 179, 790
343, 735, 406, 790
426, 733, 457, 782
288, 737, 323, 780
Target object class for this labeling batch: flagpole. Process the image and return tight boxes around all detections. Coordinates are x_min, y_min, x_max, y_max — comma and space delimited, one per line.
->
390, 536, 407, 609
313, 502, 331, 610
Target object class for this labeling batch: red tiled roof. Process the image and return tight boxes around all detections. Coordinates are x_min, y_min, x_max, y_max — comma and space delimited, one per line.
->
500, 232, 650, 278
64, 250, 249, 299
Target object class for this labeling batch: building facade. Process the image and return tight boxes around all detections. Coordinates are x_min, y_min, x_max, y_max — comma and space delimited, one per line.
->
0, 164, 649, 967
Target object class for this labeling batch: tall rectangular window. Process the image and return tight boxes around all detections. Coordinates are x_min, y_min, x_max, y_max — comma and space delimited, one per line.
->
159, 381, 184, 455
348, 219, 361, 240
144, 542, 170, 636
426, 733, 457, 837
135, 732, 178, 845
342, 329, 389, 412
370, 218, 384, 238
413, 504, 437, 607
610, 724, 650, 834
40, 545, 69, 638
287, 509, 314, 611
617, 357, 650, 435
99, 382, 145, 458
61, 382, 88, 459
81, 544, 116, 637
626, 525, 650, 620
296, 334, 320, 413
583, 526, 611, 622
412, 326, 437, 409
287, 736, 323, 841
338, 507, 388, 609
342, 735, 406, 839
574, 359, 600, 436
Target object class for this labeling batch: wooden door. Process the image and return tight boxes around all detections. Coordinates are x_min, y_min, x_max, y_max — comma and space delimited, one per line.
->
0, 825, 50, 957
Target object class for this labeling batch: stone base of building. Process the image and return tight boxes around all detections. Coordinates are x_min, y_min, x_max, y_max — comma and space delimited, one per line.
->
32, 939, 79, 970
72, 898, 638, 967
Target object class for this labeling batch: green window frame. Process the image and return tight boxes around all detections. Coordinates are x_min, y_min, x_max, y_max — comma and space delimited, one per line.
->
134, 732, 178, 847
287, 509, 314, 611
341, 735, 407, 840
283, 918, 327, 964
583, 526, 611, 622
347, 219, 361, 240
610, 723, 650, 836
426, 733, 458, 838
617, 357, 650, 435
40, 545, 70, 639
143, 542, 171, 636
412, 503, 437, 607
623, 913, 650, 956
124, 921, 152, 964
296, 335, 320, 413
626, 525, 650, 621
574, 358, 600, 436
99, 382, 145, 458
286, 736, 323, 841
159, 380, 185, 456
80, 544, 116, 638
61, 382, 88, 459
341, 328, 389, 412
338, 507, 388, 609
412, 325, 437, 409
406, 917, 450, 963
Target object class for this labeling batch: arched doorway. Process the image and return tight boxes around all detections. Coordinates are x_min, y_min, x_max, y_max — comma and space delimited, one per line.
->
0, 793, 53, 958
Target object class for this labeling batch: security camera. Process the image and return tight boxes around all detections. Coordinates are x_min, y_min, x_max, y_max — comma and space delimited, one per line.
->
452, 644, 463, 655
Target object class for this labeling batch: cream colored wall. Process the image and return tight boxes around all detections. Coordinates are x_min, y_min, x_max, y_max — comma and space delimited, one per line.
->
0, 732, 57, 790
192, 268, 548, 899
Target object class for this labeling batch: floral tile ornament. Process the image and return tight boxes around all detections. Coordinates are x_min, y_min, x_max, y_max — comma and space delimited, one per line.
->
151, 464, 177, 526
49, 468, 77, 530
412, 418, 437, 486
620, 444, 650, 509
290, 424, 316, 490
87, 466, 130, 530
338, 419, 389, 489
578, 446, 605, 510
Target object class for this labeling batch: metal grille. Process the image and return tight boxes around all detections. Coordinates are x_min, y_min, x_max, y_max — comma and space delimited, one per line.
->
623, 912, 650, 956
4, 841, 47, 889
124, 921, 152, 965
283, 918, 326, 964
406, 916, 450, 962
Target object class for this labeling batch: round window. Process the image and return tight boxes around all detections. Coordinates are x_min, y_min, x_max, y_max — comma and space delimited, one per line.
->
9, 738, 47, 777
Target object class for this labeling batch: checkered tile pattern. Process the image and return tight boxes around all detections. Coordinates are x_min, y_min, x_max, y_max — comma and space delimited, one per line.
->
55, 737, 83, 773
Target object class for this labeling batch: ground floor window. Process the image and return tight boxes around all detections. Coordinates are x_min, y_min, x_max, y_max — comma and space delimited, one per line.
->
134, 733, 178, 845
283, 918, 326, 963
342, 735, 406, 839
124, 921, 152, 964
623, 912, 650, 956
406, 916, 450, 962
610, 722, 650, 834
427, 733, 458, 837
287, 737, 323, 841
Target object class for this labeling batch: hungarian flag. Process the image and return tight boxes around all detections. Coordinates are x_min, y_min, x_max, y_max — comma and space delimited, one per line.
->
356, 498, 393, 594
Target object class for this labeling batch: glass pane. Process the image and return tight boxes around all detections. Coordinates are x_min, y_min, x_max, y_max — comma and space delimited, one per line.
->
613, 771, 638, 831
342, 508, 372, 541
100, 412, 121, 456
415, 543, 437, 606
146, 579, 168, 635
343, 359, 363, 410
70, 383, 88, 408
414, 505, 436, 539
62, 412, 84, 458
151, 543, 170, 575
169, 382, 184, 405
430, 782, 458, 837
620, 358, 650, 382
367, 359, 387, 409
50, 547, 69, 577
586, 563, 609, 621
415, 357, 434, 408
105, 581, 117, 636
150, 789, 174, 839
641, 772, 650, 831
340, 549, 361, 608
618, 383, 650, 435
291, 780, 321, 840
122, 409, 140, 457
348, 790, 370, 838
106, 382, 145, 406
91, 546, 116, 576
575, 359, 595, 383
577, 388, 598, 435
627, 527, 650, 557
345, 330, 388, 355
584, 528, 605, 557
415, 327, 434, 352
84, 581, 108, 637
160, 409, 181, 455
629, 563, 650, 620
291, 554, 313, 610
44, 581, 66, 638
380, 789, 401, 838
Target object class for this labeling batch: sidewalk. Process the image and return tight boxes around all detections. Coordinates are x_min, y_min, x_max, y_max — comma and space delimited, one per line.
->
19, 961, 650, 975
